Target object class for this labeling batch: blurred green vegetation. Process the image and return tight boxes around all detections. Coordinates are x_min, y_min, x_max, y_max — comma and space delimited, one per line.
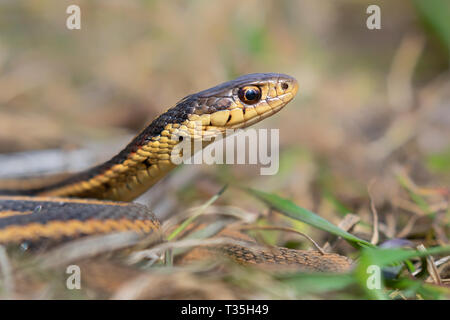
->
413, 0, 450, 55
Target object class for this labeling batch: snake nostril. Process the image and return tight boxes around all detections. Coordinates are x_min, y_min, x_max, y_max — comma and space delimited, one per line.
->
281, 82, 289, 90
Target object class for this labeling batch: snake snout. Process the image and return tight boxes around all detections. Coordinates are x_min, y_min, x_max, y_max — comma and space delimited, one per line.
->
273, 74, 298, 103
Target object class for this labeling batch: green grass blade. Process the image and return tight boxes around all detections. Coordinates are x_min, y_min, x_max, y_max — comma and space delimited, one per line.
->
359, 246, 450, 268
355, 246, 450, 299
413, 0, 450, 55
245, 188, 374, 248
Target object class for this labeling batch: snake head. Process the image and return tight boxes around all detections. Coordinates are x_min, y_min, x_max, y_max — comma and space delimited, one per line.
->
181, 73, 298, 131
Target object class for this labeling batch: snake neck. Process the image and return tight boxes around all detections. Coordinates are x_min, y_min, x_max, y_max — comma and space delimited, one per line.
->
0, 120, 220, 202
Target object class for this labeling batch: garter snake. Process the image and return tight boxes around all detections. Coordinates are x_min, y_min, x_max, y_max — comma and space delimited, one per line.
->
0, 73, 352, 272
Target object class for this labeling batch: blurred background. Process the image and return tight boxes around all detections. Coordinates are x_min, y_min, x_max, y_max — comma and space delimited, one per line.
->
0, 0, 448, 242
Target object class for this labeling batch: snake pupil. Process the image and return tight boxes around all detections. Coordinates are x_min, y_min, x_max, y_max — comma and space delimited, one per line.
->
245, 90, 257, 100
238, 86, 261, 105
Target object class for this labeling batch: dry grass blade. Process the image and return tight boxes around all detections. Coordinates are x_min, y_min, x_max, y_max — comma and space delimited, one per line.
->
387, 33, 425, 111
394, 198, 429, 216
412, 255, 450, 277
128, 237, 256, 265
368, 180, 380, 245
239, 225, 326, 255
417, 244, 442, 285
202, 205, 259, 223
39, 232, 142, 268
162, 205, 257, 234
396, 215, 420, 238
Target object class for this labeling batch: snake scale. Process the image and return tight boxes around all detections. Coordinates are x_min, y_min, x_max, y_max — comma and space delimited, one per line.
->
0, 73, 352, 272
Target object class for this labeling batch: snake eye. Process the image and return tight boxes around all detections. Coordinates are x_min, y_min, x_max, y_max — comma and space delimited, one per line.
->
238, 86, 262, 105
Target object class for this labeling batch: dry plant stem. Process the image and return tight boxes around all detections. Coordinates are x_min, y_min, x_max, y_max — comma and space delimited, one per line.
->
238, 225, 326, 255
396, 215, 419, 238
368, 180, 379, 245
389, 290, 407, 300
397, 168, 449, 197
416, 244, 442, 285
385, 213, 397, 238
162, 205, 257, 235
128, 237, 253, 265
411, 256, 450, 277
394, 197, 434, 216
435, 256, 450, 267
387, 33, 425, 111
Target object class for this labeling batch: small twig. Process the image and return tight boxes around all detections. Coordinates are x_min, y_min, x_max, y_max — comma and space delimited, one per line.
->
435, 256, 450, 268
368, 180, 379, 245
238, 225, 326, 255
415, 244, 442, 285
393, 197, 428, 216
412, 255, 450, 277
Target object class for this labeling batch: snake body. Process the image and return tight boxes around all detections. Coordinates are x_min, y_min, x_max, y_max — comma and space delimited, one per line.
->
0, 73, 352, 272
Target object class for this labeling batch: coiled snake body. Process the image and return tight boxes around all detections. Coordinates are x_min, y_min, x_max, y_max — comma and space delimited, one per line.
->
0, 73, 352, 272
